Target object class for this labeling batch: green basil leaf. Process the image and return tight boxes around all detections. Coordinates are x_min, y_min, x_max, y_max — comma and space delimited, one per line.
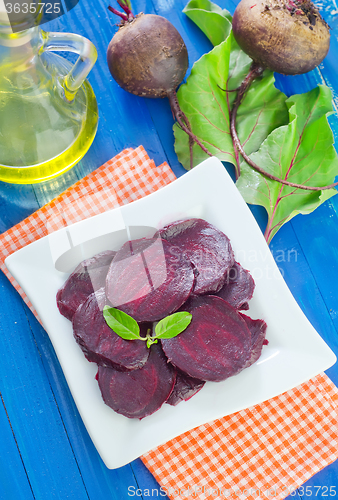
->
146, 337, 158, 348
103, 306, 141, 341
154, 312, 192, 340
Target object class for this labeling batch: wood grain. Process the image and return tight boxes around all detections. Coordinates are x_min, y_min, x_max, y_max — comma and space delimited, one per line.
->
0, 0, 337, 498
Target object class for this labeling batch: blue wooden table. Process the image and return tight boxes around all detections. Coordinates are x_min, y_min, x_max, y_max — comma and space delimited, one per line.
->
1, 0, 338, 498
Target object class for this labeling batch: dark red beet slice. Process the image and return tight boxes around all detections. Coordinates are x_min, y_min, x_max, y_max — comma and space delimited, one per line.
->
72, 288, 149, 371
240, 313, 268, 369
57, 250, 116, 321
240, 302, 250, 311
97, 343, 176, 419
215, 261, 255, 310
160, 218, 234, 295
161, 295, 252, 382
105, 237, 195, 322
166, 370, 205, 406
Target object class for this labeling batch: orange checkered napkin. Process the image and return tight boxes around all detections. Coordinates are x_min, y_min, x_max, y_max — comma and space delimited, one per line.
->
142, 374, 338, 499
0, 146, 337, 499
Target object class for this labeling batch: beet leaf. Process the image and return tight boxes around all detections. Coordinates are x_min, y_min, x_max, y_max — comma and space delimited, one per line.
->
183, 0, 232, 46
173, 31, 289, 177
236, 85, 338, 243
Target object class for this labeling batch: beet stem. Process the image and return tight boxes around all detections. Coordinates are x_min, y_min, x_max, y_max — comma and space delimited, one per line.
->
108, 5, 128, 21
168, 91, 213, 169
116, 0, 134, 19
230, 63, 338, 191
230, 63, 264, 178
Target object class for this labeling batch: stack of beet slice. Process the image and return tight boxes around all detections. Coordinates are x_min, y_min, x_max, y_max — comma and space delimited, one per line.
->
56, 218, 267, 419
105, 237, 195, 322
215, 261, 255, 310
160, 218, 235, 295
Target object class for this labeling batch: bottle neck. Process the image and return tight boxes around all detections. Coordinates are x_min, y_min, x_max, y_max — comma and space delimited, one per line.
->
0, 23, 37, 47
0, 0, 40, 41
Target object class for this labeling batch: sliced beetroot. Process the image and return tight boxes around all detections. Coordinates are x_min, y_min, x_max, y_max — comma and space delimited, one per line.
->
239, 302, 249, 310
161, 295, 252, 382
166, 370, 205, 406
105, 237, 195, 322
160, 218, 234, 295
240, 313, 268, 369
97, 343, 176, 419
57, 250, 116, 321
215, 261, 255, 310
72, 288, 149, 371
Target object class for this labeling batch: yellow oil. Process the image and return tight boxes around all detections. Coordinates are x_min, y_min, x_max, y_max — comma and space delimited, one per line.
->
0, 82, 98, 184
0, 40, 98, 184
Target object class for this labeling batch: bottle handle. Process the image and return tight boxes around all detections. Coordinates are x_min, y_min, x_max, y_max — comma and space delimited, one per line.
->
42, 31, 97, 101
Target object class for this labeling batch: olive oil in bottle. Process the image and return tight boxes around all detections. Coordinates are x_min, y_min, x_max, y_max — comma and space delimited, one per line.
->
0, 20, 98, 184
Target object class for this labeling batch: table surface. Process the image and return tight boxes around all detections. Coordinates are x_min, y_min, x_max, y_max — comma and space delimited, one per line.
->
1, 0, 338, 498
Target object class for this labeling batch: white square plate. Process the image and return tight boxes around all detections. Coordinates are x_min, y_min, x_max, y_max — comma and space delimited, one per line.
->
5, 157, 336, 469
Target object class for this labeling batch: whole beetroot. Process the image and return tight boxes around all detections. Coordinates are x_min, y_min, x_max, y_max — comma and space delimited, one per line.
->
232, 0, 330, 75
106, 1, 212, 167
107, 13, 189, 98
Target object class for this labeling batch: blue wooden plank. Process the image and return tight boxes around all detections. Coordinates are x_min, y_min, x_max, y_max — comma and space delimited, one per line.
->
0, 182, 38, 233
32, 165, 83, 206
270, 220, 338, 381
290, 201, 338, 337
298, 462, 338, 499
0, 272, 89, 500
0, 396, 34, 500
1, 0, 338, 498
131, 459, 169, 499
